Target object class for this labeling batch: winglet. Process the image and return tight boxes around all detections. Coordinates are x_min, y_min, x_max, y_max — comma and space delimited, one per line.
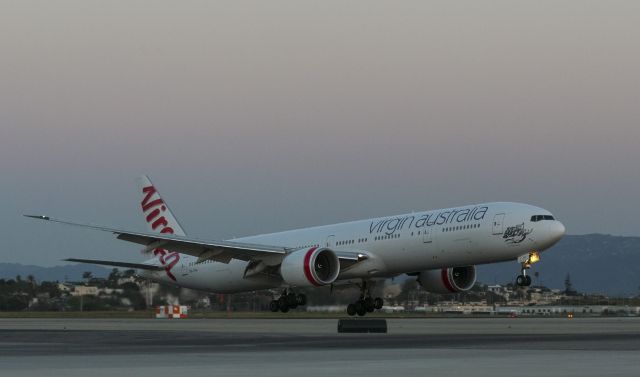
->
24, 215, 51, 221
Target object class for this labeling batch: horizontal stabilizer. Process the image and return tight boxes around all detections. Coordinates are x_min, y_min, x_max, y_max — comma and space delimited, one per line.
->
64, 258, 165, 271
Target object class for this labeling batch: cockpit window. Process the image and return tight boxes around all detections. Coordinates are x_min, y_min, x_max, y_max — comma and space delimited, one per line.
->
531, 215, 555, 222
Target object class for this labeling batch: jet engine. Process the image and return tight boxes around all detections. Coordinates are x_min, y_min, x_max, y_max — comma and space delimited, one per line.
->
417, 266, 476, 294
280, 247, 340, 287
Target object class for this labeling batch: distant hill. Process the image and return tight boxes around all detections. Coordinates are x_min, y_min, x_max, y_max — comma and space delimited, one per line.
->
0, 263, 110, 283
477, 234, 640, 296
2, 234, 639, 295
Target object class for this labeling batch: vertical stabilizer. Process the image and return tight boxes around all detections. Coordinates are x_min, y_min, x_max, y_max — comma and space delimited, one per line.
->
136, 175, 186, 281
136, 175, 187, 236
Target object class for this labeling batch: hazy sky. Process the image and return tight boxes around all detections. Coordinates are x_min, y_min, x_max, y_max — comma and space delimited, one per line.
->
2, 1, 639, 266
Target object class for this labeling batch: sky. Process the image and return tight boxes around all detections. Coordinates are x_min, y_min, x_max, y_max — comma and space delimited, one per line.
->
1, 1, 639, 266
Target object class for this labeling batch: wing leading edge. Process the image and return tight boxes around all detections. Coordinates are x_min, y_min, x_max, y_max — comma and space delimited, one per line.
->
64, 258, 165, 271
25, 215, 288, 264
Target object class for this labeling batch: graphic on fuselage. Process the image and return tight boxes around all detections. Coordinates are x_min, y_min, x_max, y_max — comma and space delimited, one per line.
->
369, 206, 489, 236
502, 223, 533, 244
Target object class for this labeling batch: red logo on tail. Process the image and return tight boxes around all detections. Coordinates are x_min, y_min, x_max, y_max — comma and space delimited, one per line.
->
142, 185, 179, 281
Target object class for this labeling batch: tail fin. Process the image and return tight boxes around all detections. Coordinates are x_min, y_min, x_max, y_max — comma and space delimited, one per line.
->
136, 175, 187, 237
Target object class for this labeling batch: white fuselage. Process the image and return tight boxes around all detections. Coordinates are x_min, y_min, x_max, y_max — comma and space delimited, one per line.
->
141, 202, 565, 293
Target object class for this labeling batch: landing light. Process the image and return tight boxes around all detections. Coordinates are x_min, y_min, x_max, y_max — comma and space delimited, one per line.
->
528, 252, 540, 264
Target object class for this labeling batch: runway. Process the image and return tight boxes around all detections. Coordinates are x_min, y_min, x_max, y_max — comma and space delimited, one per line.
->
1, 317, 639, 377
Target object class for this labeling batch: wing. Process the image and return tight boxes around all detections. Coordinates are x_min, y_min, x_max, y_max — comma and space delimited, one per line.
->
64, 258, 165, 271
26, 215, 287, 264
334, 251, 369, 270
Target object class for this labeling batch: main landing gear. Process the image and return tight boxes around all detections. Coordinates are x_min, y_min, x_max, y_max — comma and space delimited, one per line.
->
269, 289, 307, 313
516, 251, 540, 287
346, 281, 384, 317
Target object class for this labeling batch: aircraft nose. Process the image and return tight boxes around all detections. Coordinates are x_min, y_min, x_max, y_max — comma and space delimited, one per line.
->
548, 221, 566, 244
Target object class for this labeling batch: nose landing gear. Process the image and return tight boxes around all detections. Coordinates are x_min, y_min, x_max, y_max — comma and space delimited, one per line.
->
516, 272, 532, 287
346, 281, 384, 317
269, 289, 307, 313
516, 251, 540, 287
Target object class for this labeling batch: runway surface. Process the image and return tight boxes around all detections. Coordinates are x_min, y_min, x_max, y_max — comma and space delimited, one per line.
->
1, 317, 639, 377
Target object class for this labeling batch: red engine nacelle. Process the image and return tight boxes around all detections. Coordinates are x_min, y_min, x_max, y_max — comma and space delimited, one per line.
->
280, 247, 340, 287
417, 266, 477, 294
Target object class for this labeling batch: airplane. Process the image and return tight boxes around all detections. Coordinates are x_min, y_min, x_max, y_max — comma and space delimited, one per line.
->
26, 175, 566, 316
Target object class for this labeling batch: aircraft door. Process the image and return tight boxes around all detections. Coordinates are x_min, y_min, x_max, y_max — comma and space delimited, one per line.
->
326, 235, 335, 248
492, 213, 505, 235
422, 227, 432, 243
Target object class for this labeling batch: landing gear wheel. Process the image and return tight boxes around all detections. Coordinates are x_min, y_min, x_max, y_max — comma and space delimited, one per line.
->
374, 297, 384, 310
269, 300, 279, 312
286, 293, 298, 309
278, 297, 289, 313
364, 297, 375, 312
347, 303, 357, 316
296, 294, 307, 306
516, 275, 531, 287
355, 301, 367, 316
